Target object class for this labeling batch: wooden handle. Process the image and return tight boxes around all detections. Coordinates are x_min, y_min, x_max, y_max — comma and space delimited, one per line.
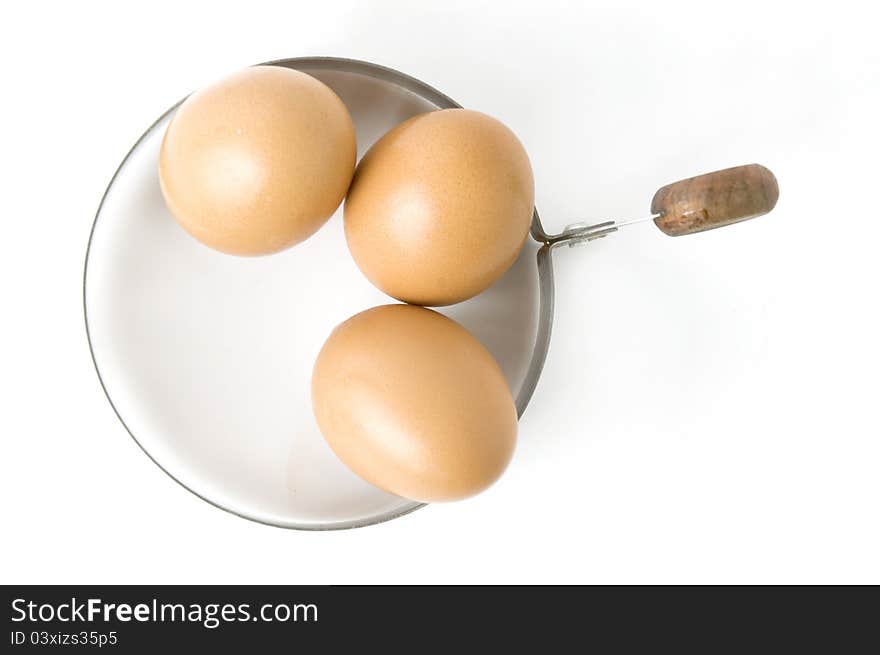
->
651, 164, 778, 237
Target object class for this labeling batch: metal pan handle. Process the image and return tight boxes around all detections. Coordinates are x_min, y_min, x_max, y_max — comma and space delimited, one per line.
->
537, 163, 779, 247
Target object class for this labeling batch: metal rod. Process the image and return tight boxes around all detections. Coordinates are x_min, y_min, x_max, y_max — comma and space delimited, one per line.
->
612, 214, 660, 229
543, 215, 661, 248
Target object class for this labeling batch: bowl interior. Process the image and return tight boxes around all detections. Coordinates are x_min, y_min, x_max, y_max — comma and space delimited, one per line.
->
85, 60, 540, 529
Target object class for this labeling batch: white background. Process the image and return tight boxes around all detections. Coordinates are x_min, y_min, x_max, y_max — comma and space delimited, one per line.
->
2, 0, 878, 584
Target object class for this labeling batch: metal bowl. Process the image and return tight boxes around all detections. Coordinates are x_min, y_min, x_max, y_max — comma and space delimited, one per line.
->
85, 56, 573, 529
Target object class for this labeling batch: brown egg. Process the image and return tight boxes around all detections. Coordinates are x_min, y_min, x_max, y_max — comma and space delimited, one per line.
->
311, 304, 517, 502
344, 108, 534, 306
159, 65, 356, 256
